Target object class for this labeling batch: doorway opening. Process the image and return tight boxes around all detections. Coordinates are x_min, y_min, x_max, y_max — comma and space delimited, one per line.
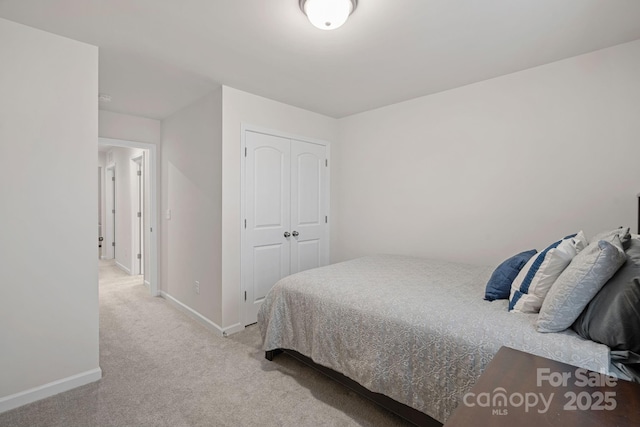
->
98, 137, 158, 297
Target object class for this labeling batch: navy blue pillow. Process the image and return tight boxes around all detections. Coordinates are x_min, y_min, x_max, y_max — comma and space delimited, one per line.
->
485, 250, 537, 301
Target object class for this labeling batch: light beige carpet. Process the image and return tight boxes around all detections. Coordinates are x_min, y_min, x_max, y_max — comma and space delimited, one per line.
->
0, 260, 412, 427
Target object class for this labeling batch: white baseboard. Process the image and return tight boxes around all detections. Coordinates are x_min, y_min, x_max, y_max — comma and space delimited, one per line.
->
0, 368, 102, 414
144, 280, 150, 289
222, 322, 245, 337
159, 291, 244, 337
115, 261, 131, 275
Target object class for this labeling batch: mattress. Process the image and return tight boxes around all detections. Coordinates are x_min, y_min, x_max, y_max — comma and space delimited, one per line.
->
258, 254, 610, 423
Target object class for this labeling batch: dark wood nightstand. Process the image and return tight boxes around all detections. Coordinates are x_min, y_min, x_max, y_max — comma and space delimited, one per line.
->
444, 346, 640, 427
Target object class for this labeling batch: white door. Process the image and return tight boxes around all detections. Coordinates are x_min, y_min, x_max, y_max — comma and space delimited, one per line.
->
132, 156, 144, 275
290, 140, 329, 273
242, 131, 329, 326
244, 132, 292, 325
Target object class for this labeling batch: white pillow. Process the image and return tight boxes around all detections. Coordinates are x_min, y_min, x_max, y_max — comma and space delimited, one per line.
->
536, 235, 626, 333
509, 237, 577, 313
572, 230, 588, 253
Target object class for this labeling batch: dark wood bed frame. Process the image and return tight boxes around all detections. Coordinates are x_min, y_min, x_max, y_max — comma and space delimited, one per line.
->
265, 349, 442, 427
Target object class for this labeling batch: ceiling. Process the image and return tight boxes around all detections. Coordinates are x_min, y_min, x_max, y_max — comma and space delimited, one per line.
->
1, 0, 640, 119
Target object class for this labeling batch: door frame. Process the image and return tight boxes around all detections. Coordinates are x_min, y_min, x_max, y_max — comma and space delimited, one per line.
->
98, 165, 103, 259
240, 124, 331, 327
99, 137, 159, 297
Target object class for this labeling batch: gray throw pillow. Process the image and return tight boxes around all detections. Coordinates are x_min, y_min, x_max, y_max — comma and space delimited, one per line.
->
536, 235, 626, 333
590, 227, 631, 249
572, 238, 640, 353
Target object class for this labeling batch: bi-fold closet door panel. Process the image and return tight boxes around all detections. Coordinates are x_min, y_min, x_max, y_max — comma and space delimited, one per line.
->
244, 131, 291, 324
290, 140, 327, 273
243, 130, 329, 325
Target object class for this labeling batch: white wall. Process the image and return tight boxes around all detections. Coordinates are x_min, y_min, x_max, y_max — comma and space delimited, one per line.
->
99, 110, 161, 145
334, 40, 640, 266
161, 89, 224, 326
158, 86, 337, 333
221, 86, 337, 330
0, 18, 100, 410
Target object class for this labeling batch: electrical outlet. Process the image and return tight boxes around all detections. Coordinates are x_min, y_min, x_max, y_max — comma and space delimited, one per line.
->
194, 281, 200, 294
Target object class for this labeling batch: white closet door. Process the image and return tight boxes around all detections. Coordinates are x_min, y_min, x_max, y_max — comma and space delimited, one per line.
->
244, 131, 291, 325
290, 140, 328, 274
242, 130, 330, 326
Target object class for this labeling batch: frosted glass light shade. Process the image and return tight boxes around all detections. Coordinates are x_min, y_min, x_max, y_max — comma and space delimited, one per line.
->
300, 0, 356, 30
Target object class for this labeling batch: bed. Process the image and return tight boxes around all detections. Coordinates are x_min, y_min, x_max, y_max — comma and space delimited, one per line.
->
258, 254, 611, 424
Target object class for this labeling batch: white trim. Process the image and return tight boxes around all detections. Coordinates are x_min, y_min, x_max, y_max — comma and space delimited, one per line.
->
0, 368, 102, 414
160, 291, 227, 336
241, 123, 331, 148
97, 165, 104, 260
115, 260, 131, 275
98, 137, 159, 297
221, 323, 245, 337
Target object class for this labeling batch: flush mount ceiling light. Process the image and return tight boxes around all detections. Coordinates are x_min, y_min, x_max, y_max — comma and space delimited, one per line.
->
299, 0, 358, 30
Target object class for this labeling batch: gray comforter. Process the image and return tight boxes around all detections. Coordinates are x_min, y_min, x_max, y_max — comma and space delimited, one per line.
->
258, 255, 610, 423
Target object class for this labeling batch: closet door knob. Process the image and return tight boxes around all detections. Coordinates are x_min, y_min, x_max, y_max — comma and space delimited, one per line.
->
292, 231, 299, 237
284, 231, 291, 238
